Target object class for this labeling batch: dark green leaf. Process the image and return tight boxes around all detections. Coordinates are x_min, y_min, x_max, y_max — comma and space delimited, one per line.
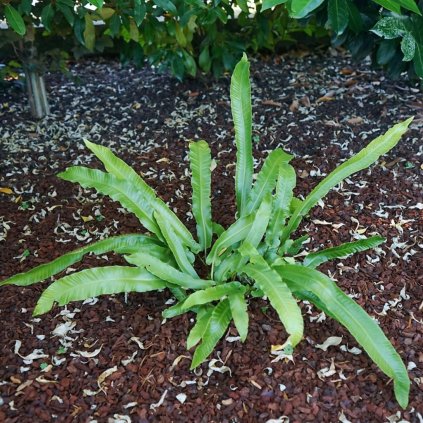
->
328, 0, 349, 36
275, 264, 410, 409
303, 236, 385, 268
5, 5, 26, 36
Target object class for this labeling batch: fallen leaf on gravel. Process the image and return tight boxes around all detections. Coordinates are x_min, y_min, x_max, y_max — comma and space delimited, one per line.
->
35, 376, 57, 384
149, 389, 168, 410
14, 340, 48, 362
265, 416, 289, 423
225, 336, 241, 343
289, 99, 299, 112
338, 410, 352, 423
169, 355, 190, 372
121, 351, 137, 366
315, 336, 343, 351
176, 393, 187, 404
123, 402, 138, 409
83, 389, 99, 397
15, 380, 33, 393
250, 380, 262, 389
97, 366, 118, 392
316, 96, 335, 103
262, 99, 282, 107
52, 322, 76, 338
317, 358, 337, 379
108, 415, 131, 423
77, 346, 102, 358
346, 117, 363, 125
0, 187, 13, 194
207, 358, 231, 377
340, 345, 362, 355
129, 336, 146, 349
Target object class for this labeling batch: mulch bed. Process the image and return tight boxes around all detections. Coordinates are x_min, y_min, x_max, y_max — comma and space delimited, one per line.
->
0, 48, 422, 422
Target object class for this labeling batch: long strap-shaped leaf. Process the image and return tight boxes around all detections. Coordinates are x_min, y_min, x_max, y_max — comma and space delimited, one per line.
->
243, 255, 303, 348
191, 299, 232, 369
206, 213, 255, 266
244, 148, 293, 215
85, 140, 200, 253
189, 140, 213, 251
280, 118, 413, 244
275, 264, 410, 409
0, 234, 160, 287
182, 282, 245, 309
266, 163, 296, 248
59, 167, 161, 237
125, 252, 213, 290
187, 307, 214, 349
154, 210, 198, 278
228, 291, 249, 341
34, 266, 166, 316
303, 236, 385, 268
214, 194, 273, 281
231, 53, 253, 217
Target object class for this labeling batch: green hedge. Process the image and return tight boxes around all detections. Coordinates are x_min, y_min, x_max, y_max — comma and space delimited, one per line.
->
1, 0, 422, 80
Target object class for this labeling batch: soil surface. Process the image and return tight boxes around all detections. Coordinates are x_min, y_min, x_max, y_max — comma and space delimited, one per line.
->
0, 49, 422, 423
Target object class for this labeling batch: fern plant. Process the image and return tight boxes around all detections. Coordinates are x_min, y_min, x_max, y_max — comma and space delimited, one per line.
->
1, 54, 412, 408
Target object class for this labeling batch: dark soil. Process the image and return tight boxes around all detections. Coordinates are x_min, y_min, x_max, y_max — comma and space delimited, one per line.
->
0, 49, 422, 423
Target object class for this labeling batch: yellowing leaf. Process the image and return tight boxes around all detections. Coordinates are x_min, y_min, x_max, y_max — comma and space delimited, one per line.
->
84, 15, 96, 51
99, 7, 115, 20
0, 187, 14, 194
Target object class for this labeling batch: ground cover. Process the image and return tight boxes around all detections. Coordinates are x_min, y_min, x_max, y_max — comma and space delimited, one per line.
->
0, 49, 422, 422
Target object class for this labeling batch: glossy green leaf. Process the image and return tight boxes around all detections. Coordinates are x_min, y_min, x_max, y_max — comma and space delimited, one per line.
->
89, 0, 104, 8
58, 4, 75, 26
266, 163, 296, 248
398, 0, 422, 15
134, 0, 146, 25
221, 193, 273, 275
236, 0, 249, 13
372, 0, 401, 14
189, 141, 213, 250
328, 0, 349, 36
289, 0, 325, 18
154, 210, 198, 278
153, 0, 177, 14
5, 5, 26, 36
231, 53, 253, 217
58, 166, 161, 236
207, 214, 254, 266
228, 291, 249, 341
34, 266, 166, 316
187, 307, 213, 349
182, 282, 245, 309
262, 0, 288, 11
245, 149, 292, 215
280, 118, 413, 244
243, 255, 303, 347
191, 300, 232, 368
0, 234, 160, 287
125, 252, 213, 290
345, 0, 363, 33
303, 236, 385, 268
275, 264, 410, 409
